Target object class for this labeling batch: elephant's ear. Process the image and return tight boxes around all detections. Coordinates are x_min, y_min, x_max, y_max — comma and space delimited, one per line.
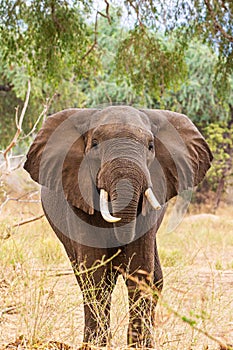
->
24, 108, 98, 214
141, 109, 213, 203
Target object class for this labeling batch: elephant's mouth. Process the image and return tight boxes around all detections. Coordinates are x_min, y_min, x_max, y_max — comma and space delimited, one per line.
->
99, 188, 161, 223
137, 193, 143, 217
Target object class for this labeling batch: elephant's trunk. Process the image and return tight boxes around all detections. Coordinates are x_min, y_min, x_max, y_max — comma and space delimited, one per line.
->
110, 177, 141, 244
98, 159, 147, 244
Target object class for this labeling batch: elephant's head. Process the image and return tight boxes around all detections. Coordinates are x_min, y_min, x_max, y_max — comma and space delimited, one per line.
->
24, 106, 212, 245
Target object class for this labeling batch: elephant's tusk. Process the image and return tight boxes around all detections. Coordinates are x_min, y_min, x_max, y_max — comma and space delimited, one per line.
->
145, 188, 161, 210
100, 189, 121, 223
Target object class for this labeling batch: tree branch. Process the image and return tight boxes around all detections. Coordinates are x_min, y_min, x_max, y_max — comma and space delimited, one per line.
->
12, 214, 44, 228
16, 79, 31, 129
20, 93, 56, 140
0, 82, 54, 173
82, 12, 98, 60
2, 80, 31, 172
204, 0, 233, 42
0, 306, 18, 317
126, 0, 144, 27
82, 1, 111, 60
98, 0, 111, 24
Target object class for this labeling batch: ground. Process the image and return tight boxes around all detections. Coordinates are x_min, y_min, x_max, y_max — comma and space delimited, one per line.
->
0, 173, 233, 349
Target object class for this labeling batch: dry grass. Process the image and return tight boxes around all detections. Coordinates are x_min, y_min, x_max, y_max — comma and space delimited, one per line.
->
0, 196, 233, 349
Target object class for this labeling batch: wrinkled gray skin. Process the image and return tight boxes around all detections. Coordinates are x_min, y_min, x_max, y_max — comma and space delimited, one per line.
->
24, 106, 212, 348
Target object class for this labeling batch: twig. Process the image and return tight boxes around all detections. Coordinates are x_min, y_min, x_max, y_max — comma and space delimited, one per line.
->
18, 81, 31, 128
10, 156, 26, 171
0, 306, 18, 317
20, 93, 56, 140
12, 214, 44, 228
75, 249, 122, 275
82, 1, 112, 60
53, 271, 74, 277
0, 195, 10, 214
98, 0, 111, 24
82, 12, 98, 60
9, 198, 40, 203
31, 268, 74, 277
126, 0, 144, 27
2, 80, 31, 172
32, 268, 73, 272
14, 190, 39, 200
104, 0, 111, 24
0, 191, 40, 214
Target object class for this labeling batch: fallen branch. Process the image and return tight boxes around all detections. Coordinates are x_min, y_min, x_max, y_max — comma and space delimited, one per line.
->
0, 190, 40, 214
12, 214, 44, 228
0, 306, 18, 317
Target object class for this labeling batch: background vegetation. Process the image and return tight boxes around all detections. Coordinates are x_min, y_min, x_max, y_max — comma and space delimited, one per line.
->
0, 0, 232, 205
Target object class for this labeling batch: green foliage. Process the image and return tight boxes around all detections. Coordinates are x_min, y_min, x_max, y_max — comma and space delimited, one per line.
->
81, 12, 155, 107
161, 41, 233, 124
0, 46, 87, 149
160, 0, 233, 92
0, 0, 232, 89
204, 122, 233, 191
116, 28, 186, 100
0, 1, 98, 148
0, 0, 99, 83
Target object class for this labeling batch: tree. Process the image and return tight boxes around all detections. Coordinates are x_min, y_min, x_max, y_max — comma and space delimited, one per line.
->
160, 41, 233, 125
0, 0, 98, 82
80, 10, 156, 107
0, 52, 87, 148
204, 119, 233, 209
0, 0, 232, 89
156, 40, 233, 207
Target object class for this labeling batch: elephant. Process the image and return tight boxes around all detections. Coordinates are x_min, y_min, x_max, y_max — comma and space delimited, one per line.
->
24, 106, 212, 348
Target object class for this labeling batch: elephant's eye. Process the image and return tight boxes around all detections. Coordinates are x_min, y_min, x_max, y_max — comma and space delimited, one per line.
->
148, 141, 154, 152
91, 139, 98, 149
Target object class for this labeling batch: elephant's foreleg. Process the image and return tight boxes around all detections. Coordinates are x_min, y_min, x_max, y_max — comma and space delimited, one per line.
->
154, 241, 163, 292
76, 267, 116, 347
127, 240, 163, 348
127, 278, 157, 348
82, 287, 112, 346
127, 242, 163, 348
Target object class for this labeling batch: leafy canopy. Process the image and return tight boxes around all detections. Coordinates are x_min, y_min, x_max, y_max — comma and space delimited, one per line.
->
0, 0, 232, 90
0, 0, 98, 82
